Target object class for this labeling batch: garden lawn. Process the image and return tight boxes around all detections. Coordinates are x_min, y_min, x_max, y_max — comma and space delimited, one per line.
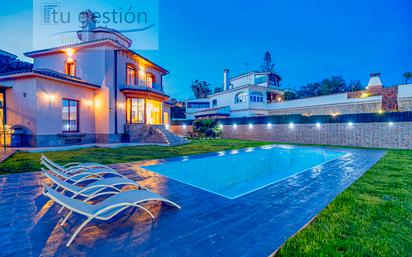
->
276, 150, 412, 257
0, 139, 272, 174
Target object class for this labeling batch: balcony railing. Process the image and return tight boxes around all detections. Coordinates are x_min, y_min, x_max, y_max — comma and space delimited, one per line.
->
120, 83, 164, 94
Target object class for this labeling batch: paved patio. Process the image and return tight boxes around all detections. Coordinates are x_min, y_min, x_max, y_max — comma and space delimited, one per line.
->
0, 147, 384, 257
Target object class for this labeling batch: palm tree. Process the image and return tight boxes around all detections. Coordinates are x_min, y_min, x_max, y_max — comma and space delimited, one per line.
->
191, 80, 211, 99
403, 72, 412, 84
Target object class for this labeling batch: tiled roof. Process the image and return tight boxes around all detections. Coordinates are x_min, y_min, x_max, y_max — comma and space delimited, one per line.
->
24, 39, 169, 74
0, 68, 100, 88
24, 38, 120, 57
122, 49, 169, 74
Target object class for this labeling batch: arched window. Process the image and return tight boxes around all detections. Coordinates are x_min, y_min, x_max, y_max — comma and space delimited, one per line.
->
234, 92, 247, 104
146, 73, 155, 88
65, 60, 76, 76
126, 64, 136, 85
250, 92, 264, 102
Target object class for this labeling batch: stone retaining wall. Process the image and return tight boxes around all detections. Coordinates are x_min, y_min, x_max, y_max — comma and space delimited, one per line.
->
170, 122, 412, 149
268, 101, 381, 116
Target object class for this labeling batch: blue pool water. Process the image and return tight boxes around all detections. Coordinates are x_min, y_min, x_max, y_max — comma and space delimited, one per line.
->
143, 146, 346, 199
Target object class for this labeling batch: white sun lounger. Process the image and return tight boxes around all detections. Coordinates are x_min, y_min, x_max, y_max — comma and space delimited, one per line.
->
43, 169, 148, 214
43, 186, 181, 246
43, 169, 144, 199
41, 154, 117, 174
41, 159, 126, 185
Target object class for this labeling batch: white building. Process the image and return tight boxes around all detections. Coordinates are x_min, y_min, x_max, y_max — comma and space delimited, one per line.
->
185, 70, 284, 119
184, 72, 412, 119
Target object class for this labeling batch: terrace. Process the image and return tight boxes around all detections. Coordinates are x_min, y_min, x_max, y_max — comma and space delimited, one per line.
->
0, 139, 410, 256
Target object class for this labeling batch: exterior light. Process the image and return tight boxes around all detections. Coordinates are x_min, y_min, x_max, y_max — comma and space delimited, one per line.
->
348, 122, 353, 127
378, 109, 384, 114
85, 99, 92, 107
45, 93, 56, 102
289, 122, 294, 129
63, 48, 75, 57
219, 124, 224, 129
267, 122, 272, 128
66, 57, 74, 63
331, 112, 339, 117
388, 122, 394, 126
217, 151, 226, 156
248, 123, 253, 129
183, 124, 187, 130
165, 124, 170, 129
233, 123, 237, 129
360, 92, 370, 98
316, 122, 321, 128
117, 103, 125, 109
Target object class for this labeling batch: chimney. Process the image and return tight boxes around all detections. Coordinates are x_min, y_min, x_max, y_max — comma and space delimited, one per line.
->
223, 69, 230, 91
367, 72, 383, 89
77, 10, 97, 42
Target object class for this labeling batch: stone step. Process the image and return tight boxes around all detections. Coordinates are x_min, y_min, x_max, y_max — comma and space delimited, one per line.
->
124, 124, 187, 146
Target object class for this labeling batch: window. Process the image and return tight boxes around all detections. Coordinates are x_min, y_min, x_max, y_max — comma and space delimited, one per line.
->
187, 102, 210, 108
146, 99, 162, 125
126, 64, 136, 85
250, 92, 264, 102
146, 73, 154, 88
212, 99, 217, 107
65, 61, 76, 76
234, 92, 247, 104
62, 99, 79, 132
127, 98, 145, 123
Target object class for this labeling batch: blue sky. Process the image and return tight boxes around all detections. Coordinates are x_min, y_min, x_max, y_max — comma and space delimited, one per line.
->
1, 0, 411, 99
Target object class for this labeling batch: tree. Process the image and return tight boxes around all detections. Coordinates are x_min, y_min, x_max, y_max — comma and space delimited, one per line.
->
261, 51, 275, 73
403, 72, 412, 84
0, 55, 33, 74
283, 90, 297, 100
261, 51, 282, 87
169, 98, 186, 119
296, 75, 363, 98
191, 80, 211, 99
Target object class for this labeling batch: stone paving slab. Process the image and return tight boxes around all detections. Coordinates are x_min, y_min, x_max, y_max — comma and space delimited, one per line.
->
0, 146, 385, 257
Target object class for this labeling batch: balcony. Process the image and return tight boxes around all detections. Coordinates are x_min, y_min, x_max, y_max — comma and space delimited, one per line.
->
120, 83, 165, 94
119, 83, 169, 101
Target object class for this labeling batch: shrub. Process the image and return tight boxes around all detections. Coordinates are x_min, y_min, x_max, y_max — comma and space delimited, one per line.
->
192, 119, 222, 138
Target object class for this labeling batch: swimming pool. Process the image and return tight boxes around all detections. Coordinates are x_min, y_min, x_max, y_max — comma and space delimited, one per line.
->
143, 146, 346, 199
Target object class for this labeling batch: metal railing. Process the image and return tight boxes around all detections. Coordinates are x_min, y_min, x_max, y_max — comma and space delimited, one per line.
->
120, 83, 164, 94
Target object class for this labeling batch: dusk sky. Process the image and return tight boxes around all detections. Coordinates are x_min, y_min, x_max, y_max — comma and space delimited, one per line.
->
1, 0, 411, 99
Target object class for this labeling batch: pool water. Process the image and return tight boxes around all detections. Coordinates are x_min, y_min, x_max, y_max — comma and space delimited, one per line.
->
143, 146, 345, 199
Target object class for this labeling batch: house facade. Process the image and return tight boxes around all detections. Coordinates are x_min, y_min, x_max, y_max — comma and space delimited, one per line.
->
184, 71, 412, 120
0, 10, 185, 147
185, 70, 284, 119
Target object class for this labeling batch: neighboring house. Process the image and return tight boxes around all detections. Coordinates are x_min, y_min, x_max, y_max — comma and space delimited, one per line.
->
185, 70, 284, 119
184, 72, 412, 119
0, 10, 185, 147
0, 50, 17, 59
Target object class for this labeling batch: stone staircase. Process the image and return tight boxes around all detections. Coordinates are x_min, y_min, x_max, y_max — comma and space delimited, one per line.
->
124, 124, 188, 146
156, 126, 189, 146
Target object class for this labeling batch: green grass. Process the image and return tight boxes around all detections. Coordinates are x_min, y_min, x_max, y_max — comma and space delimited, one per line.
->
275, 150, 412, 256
0, 139, 272, 175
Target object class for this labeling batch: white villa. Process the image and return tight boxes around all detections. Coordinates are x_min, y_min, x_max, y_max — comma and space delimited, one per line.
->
0, 10, 185, 147
185, 71, 412, 119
